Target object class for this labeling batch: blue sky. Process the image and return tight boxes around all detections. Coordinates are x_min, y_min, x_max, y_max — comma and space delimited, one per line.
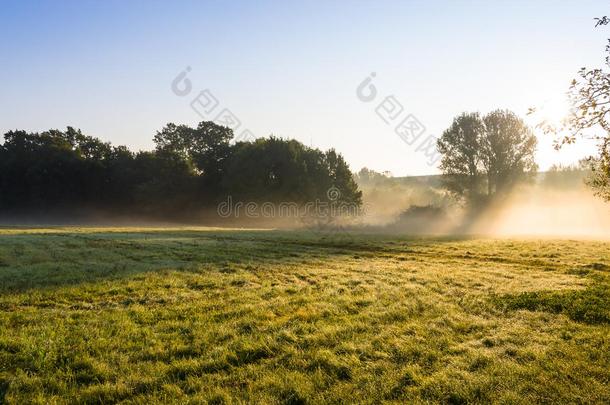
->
1, 0, 608, 175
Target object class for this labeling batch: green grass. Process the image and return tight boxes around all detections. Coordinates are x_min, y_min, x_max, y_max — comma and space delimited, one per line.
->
0, 227, 609, 404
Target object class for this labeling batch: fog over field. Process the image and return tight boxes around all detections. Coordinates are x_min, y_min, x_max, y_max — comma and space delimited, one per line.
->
3, 172, 608, 240
470, 186, 610, 239
351, 169, 610, 239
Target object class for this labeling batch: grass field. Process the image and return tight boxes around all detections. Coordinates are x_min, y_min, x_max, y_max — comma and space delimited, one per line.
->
0, 227, 609, 404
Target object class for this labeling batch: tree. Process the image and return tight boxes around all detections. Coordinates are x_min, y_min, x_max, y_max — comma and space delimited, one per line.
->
324, 149, 362, 205
221, 137, 362, 206
131, 149, 198, 214
437, 113, 485, 200
354, 168, 392, 185
154, 121, 233, 193
437, 110, 537, 203
481, 110, 538, 196
586, 142, 610, 198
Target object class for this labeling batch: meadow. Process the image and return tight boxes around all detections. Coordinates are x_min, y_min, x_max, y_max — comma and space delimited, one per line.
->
0, 227, 608, 404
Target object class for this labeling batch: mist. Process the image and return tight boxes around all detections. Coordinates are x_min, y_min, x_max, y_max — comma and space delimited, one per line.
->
354, 171, 610, 239
467, 185, 610, 239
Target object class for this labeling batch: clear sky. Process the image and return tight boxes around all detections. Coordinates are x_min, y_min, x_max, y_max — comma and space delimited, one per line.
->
1, 0, 608, 176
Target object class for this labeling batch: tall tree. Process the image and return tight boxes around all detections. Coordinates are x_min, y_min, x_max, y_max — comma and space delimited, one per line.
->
481, 110, 538, 196
437, 110, 537, 203
437, 113, 485, 200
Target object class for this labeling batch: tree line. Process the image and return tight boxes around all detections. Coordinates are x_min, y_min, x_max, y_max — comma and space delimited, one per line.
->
1, 106, 602, 223
0, 122, 362, 220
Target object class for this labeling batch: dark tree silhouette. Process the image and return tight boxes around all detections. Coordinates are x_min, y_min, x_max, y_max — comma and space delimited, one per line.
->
154, 121, 233, 193
221, 137, 362, 205
0, 122, 362, 221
